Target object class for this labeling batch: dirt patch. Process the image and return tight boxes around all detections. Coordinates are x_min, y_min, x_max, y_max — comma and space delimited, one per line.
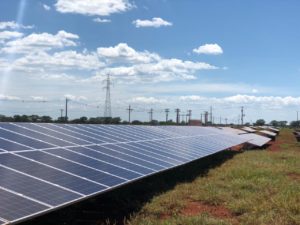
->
181, 201, 238, 222
268, 140, 283, 152
287, 172, 300, 181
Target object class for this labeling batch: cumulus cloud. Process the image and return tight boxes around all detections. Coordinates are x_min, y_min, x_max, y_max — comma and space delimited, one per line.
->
223, 95, 300, 106
64, 94, 87, 101
0, 21, 34, 30
133, 17, 172, 28
0, 94, 21, 101
43, 4, 51, 11
2, 30, 79, 54
95, 43, 217, 83
13, 50, 103, 72
93, 18, 111, 23
30, 96, 47, 101
0, 31, 23, 42
55, 0, 133, 16
131, 96, 167, 104
97, 43, 160, 63
179, 95, 206, 101
193, 43, 223, 55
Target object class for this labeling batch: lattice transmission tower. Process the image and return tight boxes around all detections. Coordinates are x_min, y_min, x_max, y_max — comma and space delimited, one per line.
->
103, 74, 112, 117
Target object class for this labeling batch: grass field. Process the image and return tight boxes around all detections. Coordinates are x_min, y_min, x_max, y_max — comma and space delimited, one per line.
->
25, 129, 300, 225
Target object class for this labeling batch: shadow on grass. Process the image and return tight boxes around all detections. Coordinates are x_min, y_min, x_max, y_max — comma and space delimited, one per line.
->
22, 150, 240, 225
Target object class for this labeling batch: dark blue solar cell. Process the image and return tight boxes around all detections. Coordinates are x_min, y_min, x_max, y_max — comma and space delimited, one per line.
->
40, 124, 101, 144
0, 129, 54, 150
0, 123, 73, 147
46, 148, 141, 180
77, 125, 123, 143
0, 166, 81, 206
21, 123, 91, 145
107, 144, 174, 168
89, 125, 136, 141
18, 150, 126, 187
117, 143, 181, 165
89, 145, 164, 171
59, 125, 108, 144
0, 189, 49, 222
0, 137, 30, 151
0, 154, 104, 195
128, 142, 191, 162
68, 146, 154, 175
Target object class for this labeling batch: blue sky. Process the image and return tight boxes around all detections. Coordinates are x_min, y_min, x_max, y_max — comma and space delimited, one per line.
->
0, 0, 300, 123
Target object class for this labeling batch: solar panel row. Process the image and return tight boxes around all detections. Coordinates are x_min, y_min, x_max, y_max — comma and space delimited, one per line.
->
0, 123, 248, 224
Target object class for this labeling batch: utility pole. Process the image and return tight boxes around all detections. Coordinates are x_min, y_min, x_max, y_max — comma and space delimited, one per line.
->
103, 74, 112, 117
175, 108, 180, 124
188, 110, 192, 124
210, 106, 213, 124
165, 108, 170, 122
297, 111, 299, 121
200, 113, 203, 122
60, 109, 64, 118
126, 105, 133, 123
65, 98, 69, 122
225, 118, 228, 126
241, 106, 245, 125
148, 108, 153, 122
204, 111, 209, 125
219, 116, 221, 125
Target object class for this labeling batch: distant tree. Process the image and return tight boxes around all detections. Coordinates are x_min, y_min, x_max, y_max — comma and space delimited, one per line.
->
111, 117, 121, 124
40, 116, 52, 123
269, 120, 279, 127
132, 120, 142, 125
245, 122, 250, 126
278, 121, 287, 127
290, 120, 300, 128
255, 119, 265, 126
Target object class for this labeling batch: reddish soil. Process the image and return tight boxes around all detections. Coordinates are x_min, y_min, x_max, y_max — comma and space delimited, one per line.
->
287, 172, 300, 181
180, 201, 239, 224
267, 140, 282, 152
231, 144, 244, 151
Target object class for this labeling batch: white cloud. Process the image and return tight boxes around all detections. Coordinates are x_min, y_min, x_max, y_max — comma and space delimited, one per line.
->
193, 43, 223, 55
223, 95, 300, 106
97, 43, 160, 63
95, 43, 217, 83
64, 94, 87, 101
0, 31, 23, 41
93, 18, 111, 23
2, 30, 79, 54
131, 96, 167, 104
14, 50, 103, 71
179, 95, 206, 101
55, 0, 133, 16
252, 89, 258, 93
0, 21, 33, 30
133, 17, 172, 28
30, 96, 47, 101
43, 4, 51, 11
0, 94, 21, 101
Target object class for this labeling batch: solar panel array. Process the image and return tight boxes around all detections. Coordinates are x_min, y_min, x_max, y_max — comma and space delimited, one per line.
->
0, 123, 248, 225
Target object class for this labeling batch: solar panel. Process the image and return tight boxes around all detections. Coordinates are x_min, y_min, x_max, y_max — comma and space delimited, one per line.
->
239, 133, 271, 147
259, 130, 277, 137
240, 126, 256, 133
0, 123, 247, 224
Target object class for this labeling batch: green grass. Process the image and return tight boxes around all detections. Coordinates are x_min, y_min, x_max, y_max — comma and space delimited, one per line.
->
126, 129, 300, 225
